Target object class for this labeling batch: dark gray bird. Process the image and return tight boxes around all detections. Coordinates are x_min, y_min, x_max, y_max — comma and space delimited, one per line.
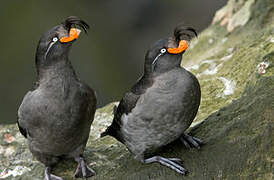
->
17, 16, 96, 180
102, 25, 202, 174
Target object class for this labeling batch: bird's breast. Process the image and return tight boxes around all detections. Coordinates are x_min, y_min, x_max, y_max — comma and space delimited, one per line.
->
121, 69, 200, 155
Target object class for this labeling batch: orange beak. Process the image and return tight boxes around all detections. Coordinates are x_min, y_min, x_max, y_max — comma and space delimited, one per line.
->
60, 28, 81, 43
167, 40, 188, 54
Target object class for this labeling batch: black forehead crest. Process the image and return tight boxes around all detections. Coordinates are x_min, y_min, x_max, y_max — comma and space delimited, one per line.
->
61, 16, 90, 33
173, 25, 197, 42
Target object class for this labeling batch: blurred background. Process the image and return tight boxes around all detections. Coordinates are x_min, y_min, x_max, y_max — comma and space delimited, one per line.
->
0, 0, 227, 124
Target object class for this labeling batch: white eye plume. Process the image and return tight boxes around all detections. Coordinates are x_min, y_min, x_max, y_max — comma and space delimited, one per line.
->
152, 48, 167, 65
160, 48, 166, 54
45, 37, 59, 59
152, 48, 167, 69
52, 37, 58, 42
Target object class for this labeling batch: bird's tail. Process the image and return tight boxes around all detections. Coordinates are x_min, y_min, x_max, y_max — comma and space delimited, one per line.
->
100, 105, 118, 138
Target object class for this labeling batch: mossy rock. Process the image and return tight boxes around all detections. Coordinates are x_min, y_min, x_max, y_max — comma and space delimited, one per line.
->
0, 0, 273, 179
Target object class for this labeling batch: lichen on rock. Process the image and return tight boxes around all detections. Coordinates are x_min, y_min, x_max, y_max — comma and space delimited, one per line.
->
0, 0, 274, 179
212, 0, 255, 32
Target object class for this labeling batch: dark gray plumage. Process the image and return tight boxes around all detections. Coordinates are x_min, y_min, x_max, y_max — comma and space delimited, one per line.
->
17, 16, 96, 180
102, 26, 203, 174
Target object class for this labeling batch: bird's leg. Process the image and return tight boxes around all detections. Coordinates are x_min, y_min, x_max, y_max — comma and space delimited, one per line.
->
144, 156, 187, 175
74, 156, 95, 178
44, 167, 63, 180
180, 133, 204, 149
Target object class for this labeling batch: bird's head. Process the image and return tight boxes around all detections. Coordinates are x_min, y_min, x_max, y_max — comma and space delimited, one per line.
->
35, 16, 89, 67
144, 25, 197, 75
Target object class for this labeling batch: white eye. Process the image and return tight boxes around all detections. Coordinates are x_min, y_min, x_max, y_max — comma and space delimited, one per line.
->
52, 37, 58, 42
160, 48, 166, 54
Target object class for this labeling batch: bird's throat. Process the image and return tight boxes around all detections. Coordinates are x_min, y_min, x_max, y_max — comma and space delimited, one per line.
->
36, 58, 77, 83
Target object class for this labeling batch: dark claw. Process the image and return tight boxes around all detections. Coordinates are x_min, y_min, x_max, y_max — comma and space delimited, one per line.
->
144, 156, 187, 175
180, 134, 204, 149
113, 105, 117, 114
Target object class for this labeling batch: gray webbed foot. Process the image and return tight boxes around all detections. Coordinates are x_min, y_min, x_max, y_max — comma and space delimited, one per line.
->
144, 156, 187, 175
44, 167, 63, 180
74, 157, 95, 178
180, 134, 204, 149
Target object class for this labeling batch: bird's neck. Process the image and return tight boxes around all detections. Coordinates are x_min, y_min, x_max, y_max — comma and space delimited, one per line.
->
36, 57, 78, 83
144, 64, 180, 78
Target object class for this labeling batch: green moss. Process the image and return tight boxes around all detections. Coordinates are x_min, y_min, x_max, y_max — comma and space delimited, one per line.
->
1, 0, 273, 179
182, 14, 274, 126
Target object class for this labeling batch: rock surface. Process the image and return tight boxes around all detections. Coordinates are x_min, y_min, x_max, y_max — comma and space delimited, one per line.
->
0, 0, 273, 179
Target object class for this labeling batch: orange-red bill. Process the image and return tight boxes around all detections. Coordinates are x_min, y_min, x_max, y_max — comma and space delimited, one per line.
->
167, 40, 188, 54
60, 28, 81, 43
